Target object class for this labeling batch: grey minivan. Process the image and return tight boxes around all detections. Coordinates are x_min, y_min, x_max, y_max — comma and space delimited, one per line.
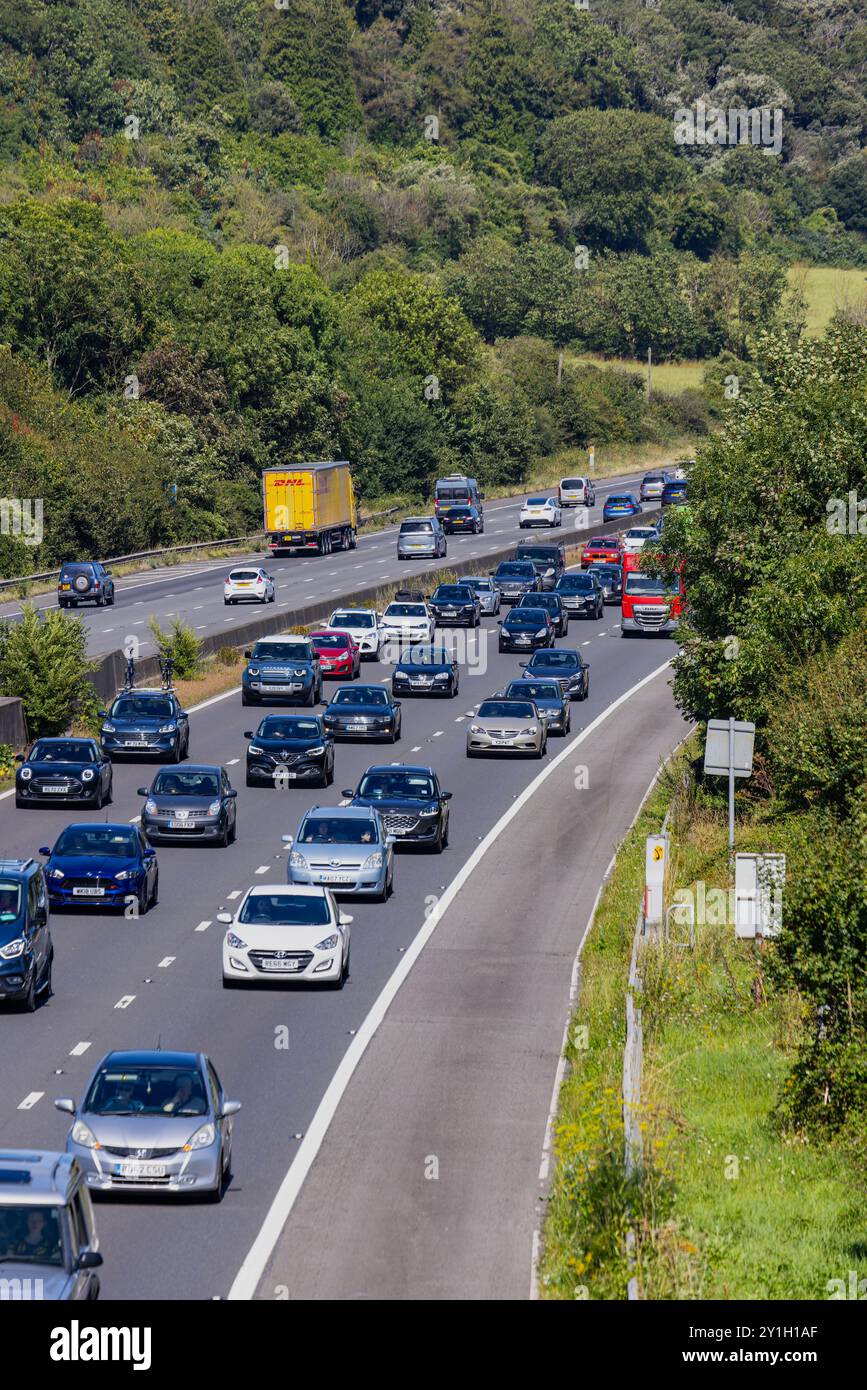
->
397, 517, 447, 560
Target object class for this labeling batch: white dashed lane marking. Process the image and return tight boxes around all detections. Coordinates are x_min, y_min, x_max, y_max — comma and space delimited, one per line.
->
226, 890, 242, 900
195, 920, 212, 932
158, 957, 175, 969
18, 1092, 44, 1110
69, 1042, 92, 1057
114, 995, 136, 1010
226, 758, 240, 766
254, 865, 270, 875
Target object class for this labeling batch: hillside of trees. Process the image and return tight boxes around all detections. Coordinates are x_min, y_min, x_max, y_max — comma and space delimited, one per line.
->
0, 0, 865, 571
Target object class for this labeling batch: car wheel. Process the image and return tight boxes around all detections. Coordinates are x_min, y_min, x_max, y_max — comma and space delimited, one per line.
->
218, 822, 230, 849
104, 777, 113, 806
14, 794, 25, 809
245, 772, 256, 788
241, 690, 254, 706
19, 971, 37, 1013
41, 951, 53, 999
93, 782, 103, 810
171, 739, 182, 764
228, 815, 237, 844
222, 976, 242, 990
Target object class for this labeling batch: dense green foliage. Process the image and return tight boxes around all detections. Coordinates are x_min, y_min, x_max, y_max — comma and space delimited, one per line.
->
0, 0, 864, 568
0, 606, 97, 736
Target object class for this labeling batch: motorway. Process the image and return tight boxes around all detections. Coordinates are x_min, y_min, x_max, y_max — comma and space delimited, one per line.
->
0, 474, 646, 657
0, 480, 681, 1301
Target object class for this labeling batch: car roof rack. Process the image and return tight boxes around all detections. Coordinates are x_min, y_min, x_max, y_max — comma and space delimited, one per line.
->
119, 654, 176, 698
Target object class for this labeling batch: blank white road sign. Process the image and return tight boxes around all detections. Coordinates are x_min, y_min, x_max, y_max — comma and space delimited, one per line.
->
735, 853, 785, 938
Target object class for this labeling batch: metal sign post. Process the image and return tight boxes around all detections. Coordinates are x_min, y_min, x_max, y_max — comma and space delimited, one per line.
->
703, 718, 756, 853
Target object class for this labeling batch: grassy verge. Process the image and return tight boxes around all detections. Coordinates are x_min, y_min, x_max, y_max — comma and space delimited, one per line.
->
788, 263, 867, 336
566, 354, 706, 394
540, 739, 867, 1300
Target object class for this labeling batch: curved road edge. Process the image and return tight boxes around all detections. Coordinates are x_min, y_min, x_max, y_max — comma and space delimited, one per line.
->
228, 659, 688, 1300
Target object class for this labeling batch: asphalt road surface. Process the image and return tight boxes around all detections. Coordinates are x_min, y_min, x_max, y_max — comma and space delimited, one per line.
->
0, 554, 680, 1301
0, 474, 647, 657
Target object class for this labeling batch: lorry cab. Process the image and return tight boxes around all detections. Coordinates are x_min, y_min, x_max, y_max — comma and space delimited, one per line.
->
620, 552, 684, 636
0, 1150, 102, 1300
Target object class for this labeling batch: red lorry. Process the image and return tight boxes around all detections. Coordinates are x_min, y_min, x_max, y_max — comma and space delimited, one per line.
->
620, 551, 684, 636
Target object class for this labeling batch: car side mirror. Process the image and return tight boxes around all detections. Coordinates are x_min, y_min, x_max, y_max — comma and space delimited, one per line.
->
584, 662, 591, 669
39, 846, 51, 856
227, 789, 237, 798
442, 791, 453, 801
221, 1100, 242, 1118
98, 709, 107, 719
281, 834, 293, 845
341, 789, 354, 798
217, 911, 233, 924
136, 787, 149, 797
338, 912, 353, 926
54, 1098, 75, 1115
76, 1250, 103, 1270
518, 662, 528, 669
143, 847, 157, 858
243, 731, 254, 739
386, 834, 396, 846
15, 752, 24, 762
393, 700, 401, 708
244, 649, 252, 659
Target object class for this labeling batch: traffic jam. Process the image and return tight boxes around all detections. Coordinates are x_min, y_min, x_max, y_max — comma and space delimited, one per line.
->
0, 463, 688, 1299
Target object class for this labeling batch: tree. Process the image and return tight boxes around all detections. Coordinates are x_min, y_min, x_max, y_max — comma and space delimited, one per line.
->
262, 0, 362, 140
827, 151, 867, 236
345, 269, 480, 395
0, 608, 97, 737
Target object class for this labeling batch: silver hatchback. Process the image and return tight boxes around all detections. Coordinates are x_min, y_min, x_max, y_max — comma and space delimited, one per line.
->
285, 804, 395, 900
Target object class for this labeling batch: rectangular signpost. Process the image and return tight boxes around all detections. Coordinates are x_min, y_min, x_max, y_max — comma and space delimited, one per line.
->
703, 718, 756, 852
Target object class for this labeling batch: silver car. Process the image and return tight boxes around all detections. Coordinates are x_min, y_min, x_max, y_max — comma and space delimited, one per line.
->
397, 517, 447, 560
639, 471, 670, 501
0, 1150, 103, 1300
466, 698, 547, 758
55, 1049, 240, 1201
463, 576, 501, 615
284, 804, 395, 900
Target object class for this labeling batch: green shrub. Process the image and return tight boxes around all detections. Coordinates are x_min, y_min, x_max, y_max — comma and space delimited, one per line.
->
0, 606, 98, 737
147, 615, 203, 679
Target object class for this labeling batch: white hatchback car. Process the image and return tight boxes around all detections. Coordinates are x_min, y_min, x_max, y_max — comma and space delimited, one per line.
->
325, 608, 383, 660
622, 526, 659, 554
379, 600, 435, 653
224, 567, 275, 605
519, 496, 562, 529
220, 884, 352, 988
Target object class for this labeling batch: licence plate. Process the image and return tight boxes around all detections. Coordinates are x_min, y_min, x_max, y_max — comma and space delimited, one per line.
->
43, 784, 68, 793
61, 583, 70, 591
274, 770, 297, 779
318, 873, 354, 884
346, 723, 367, 732
411, 679, 432, 686
262, 958, 301, 972
168, 820, 197, 829
491, 738, 513, 747
73, 886, 104, 897
124, 740, 149, 748
113, 1161, 166, 1178
265, 684, 299, 693
442, 611, 457, 617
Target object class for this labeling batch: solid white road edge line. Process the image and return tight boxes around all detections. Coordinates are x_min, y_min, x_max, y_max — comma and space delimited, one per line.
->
227, 655, 673, 1301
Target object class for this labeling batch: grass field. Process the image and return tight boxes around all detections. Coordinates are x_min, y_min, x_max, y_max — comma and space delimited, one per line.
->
567, 352, 706, 394
789, 263, 867, 335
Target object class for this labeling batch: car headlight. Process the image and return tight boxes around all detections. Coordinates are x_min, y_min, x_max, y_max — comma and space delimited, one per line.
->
71, 1119, 99, 1149
159, 723, 177, 734
81, 768, 94, 781
0, 937, 25, 959
19, 766, 32, 780
102, 722, 115, 733
521, 727, 538, 735
362, 851, 383, 869
469, 724, 484, 734
289, 851, 308, 869
247, 667, 260, 676
293, 668, 309, 677
227, 931, 247, 949
315, 933, 339, 951
207, 799, 222, 816
535, 629, 548, 638
306, 745, 326, 756
433, 672, 449, 681
49, 868, 64, 880
419, 806, 439, 817
144, 799, 157, 815
115, 869, 132, 881
185, 1122, 216, 1151
248, 745, 264, 755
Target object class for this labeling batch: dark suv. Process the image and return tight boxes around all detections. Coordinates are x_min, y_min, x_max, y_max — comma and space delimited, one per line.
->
99, 688, 190, 762
513, 543, 566, 590
343, 764, 452, 853
57, 562, 114, 609
0, 858, 53, 1011
242, 637, 322, 707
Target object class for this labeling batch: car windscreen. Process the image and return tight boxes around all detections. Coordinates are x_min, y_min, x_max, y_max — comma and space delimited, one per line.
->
54, 828, 138, 858
529, 651, 577, 668
464, 578, 491, 590
519, 593, 556, 607
0, 881, 22, 922
152, 771, 220, 797
400, 647, 448, 666
0, 1204, 63, 1266
30, 740, 95, 762
385, 604, 427, 617
643, 474, 664, 483
435, 487, 469, 501
312, 634, 350, 649
443, 507, 472, 516
608, 495, 633, 504
332, 687, 387, 706
588, 564, 621, 579
331, 612, 375, 628
557, 575, 594, 591
626, 529, 655, 539
252, 642, 310, 661
506, 682, 560, 700
508, 608, 546, 623
399, 521, 434, 533
110, 697, 174, 719
478, 700, 536, 720
299, 817, 376, 845
357, 772, 436, 800
59, 564, 92, 576
238, 893, 331, 927
84, 1065, 208, 1117
526, 497, 550, 506
516, 548, 557, 562
496, 563, 535, 577
259, 718, 321, 738
625, 574, 678, 596
433, 586, 473, 600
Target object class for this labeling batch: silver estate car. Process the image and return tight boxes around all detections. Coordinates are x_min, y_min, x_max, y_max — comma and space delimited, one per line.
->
55, 1050, 240, 1201
284, 804, 395, 900
466, 698, 547, 758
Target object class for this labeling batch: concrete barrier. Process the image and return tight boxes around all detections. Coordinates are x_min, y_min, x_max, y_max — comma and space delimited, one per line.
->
0, 696, 27, 749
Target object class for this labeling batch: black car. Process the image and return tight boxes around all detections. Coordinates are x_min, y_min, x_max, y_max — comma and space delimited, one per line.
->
513, 543, 566, 590
138, 765, 238, 845
0, 857, 52, 1011
244, 715, 334, 788
440, 504, 484, 535
555, 571, 604, 619
343, 765, 452, 853
99, 688, 190, 762
522, 647, 590, 700
392, 645, 459, 698
586, 562, 622, 604
15, 737, 112, 809
661, 479, 688, 507
57, 561, 114, 609
499, 606, 556, 653
323, 685, 402, 742
517, 589, 569, 637
428, 583, 481, 628
491, 560, 538, 604
496, 678, 571, 736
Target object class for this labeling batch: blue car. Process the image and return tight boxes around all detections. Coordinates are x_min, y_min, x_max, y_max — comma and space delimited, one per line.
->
241, 637, 322, 708
100, 688, 189, 763
0, 857, 53, 1011
602, 493, 642, 521
40, 824, 158, 914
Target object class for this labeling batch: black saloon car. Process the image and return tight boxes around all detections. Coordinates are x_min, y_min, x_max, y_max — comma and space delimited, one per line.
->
555, 571, 604, 619
15, 737, 112, 809
428, 583, 482, 627
138, 765, 238, 845
490, 560, 538, 604
517, 589, 569, 637
498, 606, 556, 653
391, 646, 459, 698
244, 715, 334, 788
342, 765, 452, 853
323, 686, 402, 742
439, 505, 484, 535
586, 562, 623, 605
521, 647, 590, 700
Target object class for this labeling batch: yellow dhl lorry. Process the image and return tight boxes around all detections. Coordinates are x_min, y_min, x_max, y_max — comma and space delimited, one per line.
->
262, 462, 358, 556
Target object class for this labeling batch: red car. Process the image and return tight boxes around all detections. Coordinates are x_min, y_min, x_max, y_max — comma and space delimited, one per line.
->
309, 630, 361, 679
581, 536, 624, 569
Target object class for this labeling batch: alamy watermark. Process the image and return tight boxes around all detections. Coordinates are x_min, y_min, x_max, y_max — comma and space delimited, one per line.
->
0, 497, 43, 546
826, 491, 867, 535
674, 101, 783, 157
